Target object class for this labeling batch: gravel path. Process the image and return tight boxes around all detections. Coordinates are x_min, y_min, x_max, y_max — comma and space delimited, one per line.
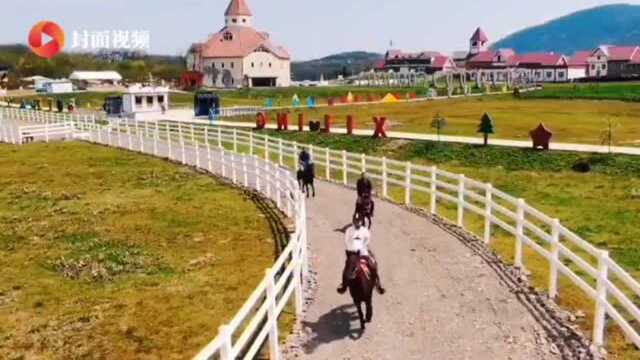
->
287, 181, 592, 360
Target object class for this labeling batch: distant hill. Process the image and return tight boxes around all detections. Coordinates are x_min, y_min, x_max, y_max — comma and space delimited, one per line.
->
291, 51, 383, 81
492, 4, 640, 55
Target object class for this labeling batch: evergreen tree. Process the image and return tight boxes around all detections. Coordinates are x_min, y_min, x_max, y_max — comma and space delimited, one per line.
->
478, 112, 495, 146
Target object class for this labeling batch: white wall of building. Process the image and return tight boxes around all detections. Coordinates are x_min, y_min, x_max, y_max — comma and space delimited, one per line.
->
44, 81, 73, 94
243, 51, 290, 87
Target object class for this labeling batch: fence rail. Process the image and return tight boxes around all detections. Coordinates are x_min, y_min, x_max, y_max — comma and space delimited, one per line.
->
3, 108, 640, 355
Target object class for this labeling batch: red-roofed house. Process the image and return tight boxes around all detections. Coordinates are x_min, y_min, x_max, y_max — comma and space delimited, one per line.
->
587, 45, 640, 78
567, 51, 590, 79
469, 27, 489, 56
186, 0, 291, 88
466, 49, 518, 83
383, 50, 456, 74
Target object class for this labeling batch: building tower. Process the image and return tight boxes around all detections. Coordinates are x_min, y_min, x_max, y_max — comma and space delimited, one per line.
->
225, 0, 253, 27
469, 27, 489, 55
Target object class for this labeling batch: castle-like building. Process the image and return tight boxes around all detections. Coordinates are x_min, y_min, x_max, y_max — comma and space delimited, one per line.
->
185, 0, 291, 88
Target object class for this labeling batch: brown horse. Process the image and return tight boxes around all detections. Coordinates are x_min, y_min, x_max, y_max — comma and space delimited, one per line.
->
345, 251, 375, 330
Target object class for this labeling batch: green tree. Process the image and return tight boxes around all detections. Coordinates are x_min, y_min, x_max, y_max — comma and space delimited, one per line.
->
477, 112, 495, 146
431, 113, 447, 142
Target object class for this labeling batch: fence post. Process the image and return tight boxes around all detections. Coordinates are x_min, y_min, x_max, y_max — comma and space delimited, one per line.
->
265, 268, 280, 360
342, 150, 348, 185
207, 142, 212, 172
217, 127, 222, 148
593, 250, 609, 347
293, 142, 299, 169
404, 162, 412, 205
484, 184, 493, 243
195, 139, 200, 168
515, 199, 525, 269
381, 157, 388, 198
265, 161, 271, 198
180, 126, 186, 164
191, 124, 196, 144
549, 219, 560, 299
249, 131, 254, 155
457, 175, 465, 227
294, 234, 304, 316
242, 156, 249, 187
153, 122, 158, 156
278, 139, 284, 166
166, 123, 172, 159
233, 128, 238, 153
231, 153, 237, 184
221, 150, 226, 177
255, 156, 261, 191
218, 325, 233, 360
264, 135, 270, 161
139, 126, 144, 153
430, 167, 437, 214
361, 153, 366, 173
127, 125, 133, 150
325, 148, 330, 180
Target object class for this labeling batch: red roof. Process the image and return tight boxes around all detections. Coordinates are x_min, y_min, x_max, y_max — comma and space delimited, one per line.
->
630, 51, 640, 64
225, 0, 252, 16
568, 51, 591, 67
198, 26, 289, 59
467, 49, 516, 65
516, 53, 566, 67
597, 46, 639, 61
471, 27, 489, 42
432, 55, 453, 68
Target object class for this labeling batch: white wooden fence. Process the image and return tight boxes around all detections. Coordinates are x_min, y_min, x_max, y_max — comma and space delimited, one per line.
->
4, 108, 640, 355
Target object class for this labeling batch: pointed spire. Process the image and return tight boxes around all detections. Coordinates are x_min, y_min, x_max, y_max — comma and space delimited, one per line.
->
225, 0, 252, 16
471, 27, 489, 42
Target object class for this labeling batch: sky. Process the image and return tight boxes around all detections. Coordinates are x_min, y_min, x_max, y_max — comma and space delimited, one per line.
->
2, 0, 639, 60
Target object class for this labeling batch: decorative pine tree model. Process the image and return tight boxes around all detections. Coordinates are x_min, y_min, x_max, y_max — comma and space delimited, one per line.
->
431, 113, 447, 142
478, 112, 495, 146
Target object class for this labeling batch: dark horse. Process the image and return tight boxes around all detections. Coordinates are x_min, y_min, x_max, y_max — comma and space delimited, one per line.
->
345, 251, 375, 330
353, 195, 375, 229
297, 163, 315, 198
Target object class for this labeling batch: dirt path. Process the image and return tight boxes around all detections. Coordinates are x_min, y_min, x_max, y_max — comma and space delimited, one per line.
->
291, 181, 575, 360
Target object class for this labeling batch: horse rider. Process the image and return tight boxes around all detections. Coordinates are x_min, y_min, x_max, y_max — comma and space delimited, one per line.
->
357, 172, 373, 199
337, 216, 385, 295
298, 148, 311, 170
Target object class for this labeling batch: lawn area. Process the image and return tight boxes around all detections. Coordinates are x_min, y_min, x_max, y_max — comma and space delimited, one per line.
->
258, 130, 640, 358
227, 96, 640, 146
522, 82, 640, 102
0, 142, 287, 358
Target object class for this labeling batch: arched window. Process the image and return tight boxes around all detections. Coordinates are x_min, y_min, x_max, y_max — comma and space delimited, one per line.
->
232, 18, 237, 23
223, 32, 233, 41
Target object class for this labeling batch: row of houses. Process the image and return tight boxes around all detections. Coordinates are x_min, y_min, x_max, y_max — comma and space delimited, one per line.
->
380, 27, 640, 83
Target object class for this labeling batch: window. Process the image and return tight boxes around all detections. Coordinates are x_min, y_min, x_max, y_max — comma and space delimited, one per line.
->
268, 63, 272, 68
223, 32, 233, 41
558, 72, 565, 79
157, 95, 165, 104
591, 64, 595, 70
221, 63, 225, 69
135, 96, 142, 106
232, 18, 237, 23
251, 62, 255, 68
146, 96, 154, 106
546, 71, 553, 78
231, 62, 234, 69
602, 64, 607, 70
242, 19, 246, 23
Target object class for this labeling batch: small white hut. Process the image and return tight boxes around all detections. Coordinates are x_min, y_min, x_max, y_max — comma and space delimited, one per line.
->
122, 85, 169, 120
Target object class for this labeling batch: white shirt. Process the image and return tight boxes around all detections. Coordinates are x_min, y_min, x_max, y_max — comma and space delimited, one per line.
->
344, 226, 371, 256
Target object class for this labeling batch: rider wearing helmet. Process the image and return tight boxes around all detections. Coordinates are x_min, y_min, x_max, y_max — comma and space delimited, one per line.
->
337, 215, 385, 295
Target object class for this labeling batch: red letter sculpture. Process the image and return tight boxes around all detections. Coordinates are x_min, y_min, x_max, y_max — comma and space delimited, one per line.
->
256, 112, 267, 130
347, 115, 356, 135
298, 113, 304, 132
323, 114, 333, 133
373, 116, 387, 138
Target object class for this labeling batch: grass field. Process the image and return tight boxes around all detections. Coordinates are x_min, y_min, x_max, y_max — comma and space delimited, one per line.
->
0, 142, 289, 358
523, 82, 640, 101
225, 96, 640, 146
257, 130, 640, 358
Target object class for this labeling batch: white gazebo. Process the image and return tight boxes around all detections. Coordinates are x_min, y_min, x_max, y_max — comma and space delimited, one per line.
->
122, 85, 169, 120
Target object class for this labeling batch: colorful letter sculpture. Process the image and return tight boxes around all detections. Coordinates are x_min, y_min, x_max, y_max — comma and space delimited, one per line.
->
381, 93, 398, 103
373, 117, 388, 138
347, 92, 354, 103
265, 98, 273, 108
323, 114, 333, 133
309, 121, 321, 132
306, 96, 316, 109
298, 113, 304, 132
277, 113, 289, 131
347, 115, 356, 135
530, 123, 553, 150
256, 112, 267, 130
328, 97, 335, 106
292, 94, 301, 108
